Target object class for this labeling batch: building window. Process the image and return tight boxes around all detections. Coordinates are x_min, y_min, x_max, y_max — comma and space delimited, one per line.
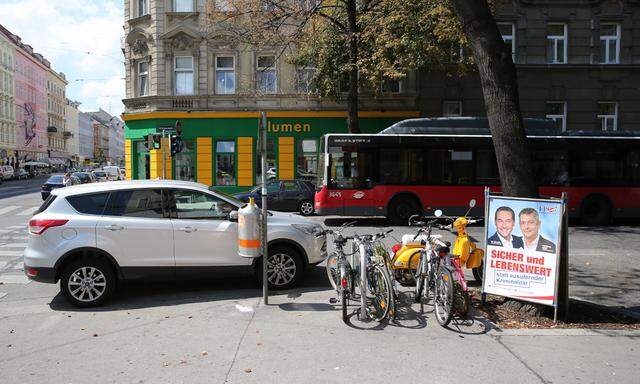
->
256, 55, 277, 94
296, 67, 315, 94
545, 101, 567, 131
174, 56, 194, 95
498, 22, 516, 61
173, 0, 193, 12
442, 101, 462, 117
597, 102, 618, 131
600, 23, 620, 64
215, 56, 235, 95
297, 139, 317, 179
547, 23, 567, 64
138, 0, 147, 16
138, 62, 149, 96
381, 76, 402, 94
216, 140, 235, 185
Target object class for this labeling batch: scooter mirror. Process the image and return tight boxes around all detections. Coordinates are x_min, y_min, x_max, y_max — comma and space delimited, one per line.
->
434, 209, 443, 217
469, 199, 476, 208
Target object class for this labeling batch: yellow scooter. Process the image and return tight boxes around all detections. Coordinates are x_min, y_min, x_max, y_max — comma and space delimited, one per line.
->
449, 199, 485, 283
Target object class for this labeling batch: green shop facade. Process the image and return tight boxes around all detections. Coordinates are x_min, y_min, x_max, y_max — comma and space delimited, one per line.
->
123, 111, 419, 194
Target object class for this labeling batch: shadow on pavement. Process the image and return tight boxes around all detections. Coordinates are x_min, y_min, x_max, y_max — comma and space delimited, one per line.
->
49, 265, 333, 312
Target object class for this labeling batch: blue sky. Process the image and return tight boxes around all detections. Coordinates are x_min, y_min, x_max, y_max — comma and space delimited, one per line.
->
0, 0, 125, 116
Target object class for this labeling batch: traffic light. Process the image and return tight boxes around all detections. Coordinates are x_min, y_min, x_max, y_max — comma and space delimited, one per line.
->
170, 134, 183, 156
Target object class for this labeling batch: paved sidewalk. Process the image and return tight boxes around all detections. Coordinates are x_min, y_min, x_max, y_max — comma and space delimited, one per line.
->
1, 279, 638, 384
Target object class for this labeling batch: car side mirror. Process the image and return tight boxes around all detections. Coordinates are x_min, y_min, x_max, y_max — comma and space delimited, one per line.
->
228, 210, 239, 222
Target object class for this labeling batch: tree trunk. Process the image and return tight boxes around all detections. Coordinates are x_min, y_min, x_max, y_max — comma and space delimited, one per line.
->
346, 0, 360, 133
450, 0, 537, 198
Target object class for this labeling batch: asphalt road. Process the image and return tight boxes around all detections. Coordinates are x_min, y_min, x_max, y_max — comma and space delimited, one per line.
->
0, 184, 639, 383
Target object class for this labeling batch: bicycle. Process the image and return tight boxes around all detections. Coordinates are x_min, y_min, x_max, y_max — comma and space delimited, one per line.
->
408, 213, 450, 307
352, 229, 395, 322
322, 223, 358, 324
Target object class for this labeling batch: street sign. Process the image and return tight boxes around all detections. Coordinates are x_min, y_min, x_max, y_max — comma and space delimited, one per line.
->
156, 126, 175, 134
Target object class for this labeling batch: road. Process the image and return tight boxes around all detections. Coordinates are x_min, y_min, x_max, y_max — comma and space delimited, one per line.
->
0, 183, 638, 383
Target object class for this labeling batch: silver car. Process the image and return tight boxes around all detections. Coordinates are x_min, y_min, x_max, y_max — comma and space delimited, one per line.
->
24, 180, 327, 307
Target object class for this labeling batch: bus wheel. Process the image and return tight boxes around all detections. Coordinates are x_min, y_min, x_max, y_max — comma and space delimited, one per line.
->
388, 196, 420, 226
580, 195, 612, 226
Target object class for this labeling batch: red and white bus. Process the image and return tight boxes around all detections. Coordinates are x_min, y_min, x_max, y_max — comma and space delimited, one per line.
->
314, 117, 640, 225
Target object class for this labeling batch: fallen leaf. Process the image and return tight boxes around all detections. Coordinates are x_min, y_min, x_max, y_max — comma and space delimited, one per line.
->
244, 368, 252, 373
93, 334, 98, 337
7, 344, 12, 347
201, 351, 208, 356
188, 316, 193, 319
257, 343, 262, 346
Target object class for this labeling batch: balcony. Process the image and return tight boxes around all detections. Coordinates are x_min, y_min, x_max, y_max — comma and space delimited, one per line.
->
122, 93, 419, 115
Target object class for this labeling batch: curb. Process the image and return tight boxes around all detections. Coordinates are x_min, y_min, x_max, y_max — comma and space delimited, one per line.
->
487, 328, 640, 337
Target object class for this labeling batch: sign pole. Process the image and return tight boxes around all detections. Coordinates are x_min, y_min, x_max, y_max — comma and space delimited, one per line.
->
260, 112, 269, 305
481, 187, 490, 306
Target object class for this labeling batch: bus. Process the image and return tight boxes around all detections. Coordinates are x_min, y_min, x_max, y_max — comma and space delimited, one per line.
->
314, 117, 640, 225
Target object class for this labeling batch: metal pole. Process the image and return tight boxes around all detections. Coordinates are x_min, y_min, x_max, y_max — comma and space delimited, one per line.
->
161, 133, 166, 179
260, 112, 269, 305
359, 242, 368, 321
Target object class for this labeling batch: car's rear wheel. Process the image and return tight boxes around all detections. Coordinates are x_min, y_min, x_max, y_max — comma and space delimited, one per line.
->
60, 257, 116, 308
256, 245, 304, 290
299, 200, 314, 216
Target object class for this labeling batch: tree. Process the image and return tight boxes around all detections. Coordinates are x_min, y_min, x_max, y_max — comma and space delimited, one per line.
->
448, 0, 537, 198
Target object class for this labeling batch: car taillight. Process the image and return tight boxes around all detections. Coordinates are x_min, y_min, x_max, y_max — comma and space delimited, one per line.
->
28, 219, 68, 235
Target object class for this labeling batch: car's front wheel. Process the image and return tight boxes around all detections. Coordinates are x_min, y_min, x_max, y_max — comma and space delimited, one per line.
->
256, 245, 304, 290
299, 200, 314, 216
60, 257, 116, 307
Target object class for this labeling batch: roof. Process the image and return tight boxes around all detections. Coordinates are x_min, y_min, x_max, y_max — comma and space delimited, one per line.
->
379, 117, 640, 137
51, 179, 211, 197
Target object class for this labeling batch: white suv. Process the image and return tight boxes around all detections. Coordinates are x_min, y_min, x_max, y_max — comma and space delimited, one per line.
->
24, 180, 327, 307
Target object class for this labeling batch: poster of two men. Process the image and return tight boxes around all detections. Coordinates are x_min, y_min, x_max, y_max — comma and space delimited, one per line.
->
488, 206, 557, 254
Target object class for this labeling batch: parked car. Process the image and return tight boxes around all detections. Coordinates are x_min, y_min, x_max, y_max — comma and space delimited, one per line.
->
17, 168, 29, 180
103, 165, 122, 181
41, 174, 79, 200
92, 170, 108, 182
24, 180, 326, 307
1, 165, 14, 180
234, 180, 316, 216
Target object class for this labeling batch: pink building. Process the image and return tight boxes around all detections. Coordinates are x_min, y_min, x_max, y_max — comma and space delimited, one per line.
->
13, 43, 49, 161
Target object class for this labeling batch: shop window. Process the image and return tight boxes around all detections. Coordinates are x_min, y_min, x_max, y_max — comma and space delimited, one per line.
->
297, 139, 317, 180
216, 140, 235, 185
174, 140, 195, 181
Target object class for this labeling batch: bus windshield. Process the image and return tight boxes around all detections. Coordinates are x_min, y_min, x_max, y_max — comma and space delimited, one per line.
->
327, 145, 375, 189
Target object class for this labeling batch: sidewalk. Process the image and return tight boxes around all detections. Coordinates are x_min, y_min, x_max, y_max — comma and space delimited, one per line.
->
2, 280, 637, 384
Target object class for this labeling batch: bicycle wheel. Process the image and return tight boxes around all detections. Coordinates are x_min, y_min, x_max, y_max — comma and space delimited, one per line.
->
325, 253, 339, 290
434, 268, 454, 327
453, 285, 470, 317
367, 265, 393, 322
341, 289, 349, 324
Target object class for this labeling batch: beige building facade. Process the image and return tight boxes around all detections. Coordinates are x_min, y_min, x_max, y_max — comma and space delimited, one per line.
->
0, 30, 15, 164
65, 99, 81, 167
47, 69, 68, 164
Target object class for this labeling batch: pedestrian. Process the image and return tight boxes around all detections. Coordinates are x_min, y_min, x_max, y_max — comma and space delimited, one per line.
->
63, 172, 72, 187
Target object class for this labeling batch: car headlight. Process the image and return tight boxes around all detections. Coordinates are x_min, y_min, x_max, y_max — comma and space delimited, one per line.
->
292, 224, 323, 236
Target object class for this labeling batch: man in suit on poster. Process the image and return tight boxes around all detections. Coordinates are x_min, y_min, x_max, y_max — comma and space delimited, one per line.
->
488, 206, 524, 249
519, 208, 557, 254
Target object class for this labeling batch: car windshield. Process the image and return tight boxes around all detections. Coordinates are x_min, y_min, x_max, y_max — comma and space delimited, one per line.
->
47, 175, 64, 183
94, 172, 106, 177
250, 182, 280, 194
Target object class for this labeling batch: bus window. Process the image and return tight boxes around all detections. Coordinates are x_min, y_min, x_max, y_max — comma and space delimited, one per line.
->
627, 152, 640, 186
535, 150, 568, 186
328, 147, 375, 189
476, 149, 500, 185
571, 150, 624, 186
379, 148, 425, 185
427, 149, 473, 185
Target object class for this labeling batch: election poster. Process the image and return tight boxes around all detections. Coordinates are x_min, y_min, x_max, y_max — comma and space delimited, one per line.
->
482, 194, 564, 306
